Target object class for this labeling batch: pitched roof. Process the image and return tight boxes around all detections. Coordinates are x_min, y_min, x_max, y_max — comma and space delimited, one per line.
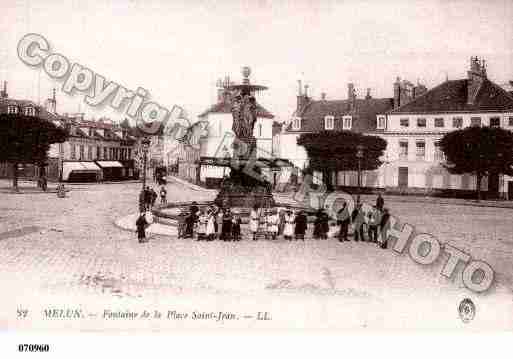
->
284, 97, 393, 133
390, 79, 513, 114
0, 97, 60, 121
198, 101, 274, 119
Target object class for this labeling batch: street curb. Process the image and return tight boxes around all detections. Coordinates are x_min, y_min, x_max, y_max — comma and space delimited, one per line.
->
167, 175, 218, 194
114, 213, 179, 237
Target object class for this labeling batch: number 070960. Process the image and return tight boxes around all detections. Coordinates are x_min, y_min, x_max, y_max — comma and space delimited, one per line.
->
18, 344, 50, 352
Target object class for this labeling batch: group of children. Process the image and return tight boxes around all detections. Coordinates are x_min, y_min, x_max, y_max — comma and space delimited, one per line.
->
178, 204, 242, 241
175, 194, 392, 245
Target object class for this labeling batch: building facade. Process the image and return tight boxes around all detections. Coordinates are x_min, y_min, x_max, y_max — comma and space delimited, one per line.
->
278, 58, 513, 198
380, 57, 513, 197
0, 85, 139, 182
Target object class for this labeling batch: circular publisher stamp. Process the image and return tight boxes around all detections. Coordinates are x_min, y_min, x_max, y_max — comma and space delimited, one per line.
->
458, 298, 476, 323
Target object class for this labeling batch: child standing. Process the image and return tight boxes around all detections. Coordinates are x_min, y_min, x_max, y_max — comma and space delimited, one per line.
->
267, 208, 279, 240
160, 186, 167, 204
197, 209, 208, 241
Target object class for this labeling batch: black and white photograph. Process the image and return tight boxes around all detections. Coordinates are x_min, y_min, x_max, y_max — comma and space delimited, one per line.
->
1, 0, 513, 355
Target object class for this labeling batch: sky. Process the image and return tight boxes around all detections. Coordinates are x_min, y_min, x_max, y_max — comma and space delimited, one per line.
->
1, 0, 512, 124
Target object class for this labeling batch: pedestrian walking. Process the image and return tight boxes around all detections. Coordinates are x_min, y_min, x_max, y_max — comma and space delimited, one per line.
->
250, 205, 260, 241
136, 212, 148, 243
294, 210, 307, 241
160, 186, 167, 204
283, 209, 295, 240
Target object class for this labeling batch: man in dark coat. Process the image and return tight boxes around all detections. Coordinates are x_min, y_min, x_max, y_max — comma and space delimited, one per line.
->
150, 188, 158, 208
294, 211, 307, 240
379, 208, 391, 249
320, 210, 329, 240
337, 200, 351, 242
221, 208, 233, 241
313, 209, 323, 240
183, 211, 198, 239
376, 193, 384, 211
351, 201, 365, 242
136, 212, 148, 243
144, 186, 152, 210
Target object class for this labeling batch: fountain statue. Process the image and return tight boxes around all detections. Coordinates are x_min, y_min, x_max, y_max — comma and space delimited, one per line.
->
214, 66, 275, 208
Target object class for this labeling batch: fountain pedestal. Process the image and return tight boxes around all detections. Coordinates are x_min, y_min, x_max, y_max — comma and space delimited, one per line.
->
214, 136, 275, 208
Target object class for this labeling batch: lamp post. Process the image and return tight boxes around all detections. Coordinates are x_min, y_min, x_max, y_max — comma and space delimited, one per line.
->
356, 144, 365, 194
141, 137, 151, 190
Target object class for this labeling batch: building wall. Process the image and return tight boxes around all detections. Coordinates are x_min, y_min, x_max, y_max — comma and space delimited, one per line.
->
200, 112, 275, 159
278, 132, 308, 169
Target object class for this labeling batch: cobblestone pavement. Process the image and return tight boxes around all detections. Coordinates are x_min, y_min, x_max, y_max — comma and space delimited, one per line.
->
0, 179, 512, 330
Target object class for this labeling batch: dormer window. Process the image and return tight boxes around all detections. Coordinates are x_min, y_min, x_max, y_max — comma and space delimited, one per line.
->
377, 115, 386, 129
25, 107, 35, 116
324, 115, 334, 130
292, 117, 301, 130
7, 105, 18, 114
342, 116, 352, 130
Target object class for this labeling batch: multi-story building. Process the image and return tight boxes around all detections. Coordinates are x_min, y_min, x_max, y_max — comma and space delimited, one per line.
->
50, 115, 138, 181
0, 85, 139, 182
278, 79, 424, 186
380, 57, 513, 198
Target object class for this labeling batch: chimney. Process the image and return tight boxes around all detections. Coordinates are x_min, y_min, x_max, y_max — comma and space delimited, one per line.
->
0, 81, 7, 99
365, 88, 371, 100
467, 56, 486, 104
321, 92, 326, 100
347, 83, 356, 110
393, 77, 401, 108
45, 88, 57, 113
296, 80, 309, 112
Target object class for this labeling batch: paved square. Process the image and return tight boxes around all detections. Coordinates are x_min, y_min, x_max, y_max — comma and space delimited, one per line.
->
1, 179, 512, 330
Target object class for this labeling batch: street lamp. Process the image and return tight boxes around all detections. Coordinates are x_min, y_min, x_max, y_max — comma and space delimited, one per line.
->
141, 137, 151, 189
356, 144, 365, 194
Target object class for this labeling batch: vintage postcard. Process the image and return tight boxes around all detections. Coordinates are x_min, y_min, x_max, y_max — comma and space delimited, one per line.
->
1, 0, 513, 345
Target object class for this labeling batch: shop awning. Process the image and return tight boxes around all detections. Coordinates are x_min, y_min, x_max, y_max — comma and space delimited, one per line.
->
95, 161, 123, 168
80, 162, 102, 171
62, 161, 101, 181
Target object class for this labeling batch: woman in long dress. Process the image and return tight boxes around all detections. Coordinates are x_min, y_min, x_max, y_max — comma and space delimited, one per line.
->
197, 209, 208, 241
205, 208, 216, 241
283, 209, 295, 240
250, 205, 260, 240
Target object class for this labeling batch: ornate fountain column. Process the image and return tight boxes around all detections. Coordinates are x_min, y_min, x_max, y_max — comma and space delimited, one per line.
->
214, 66, 275, 208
